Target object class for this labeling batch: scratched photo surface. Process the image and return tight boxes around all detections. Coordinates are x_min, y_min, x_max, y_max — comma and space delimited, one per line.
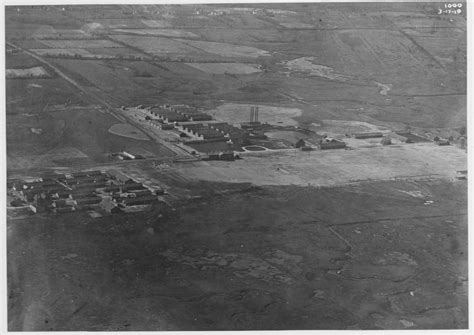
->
6, 2, 467, 331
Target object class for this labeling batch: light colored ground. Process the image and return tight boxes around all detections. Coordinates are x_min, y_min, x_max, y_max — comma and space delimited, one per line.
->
32, 28, 90, 39
141, 19, 172, 28
31, 48, 93, 57
40, 39, 121, 49
108, 123, 150, 141
207, 103, 302, 126
282, 57, 350, 80
314, 119, 390, 135
177, 39, 270, 58
265, 130, 309, 142
279, 22, 315, 28
6, 66, 49, 78
185, 62, 261, 74
176, 143, 466, 187
7, 147, 89, 170
113, 29, 199, 38
111, 35, 197, 55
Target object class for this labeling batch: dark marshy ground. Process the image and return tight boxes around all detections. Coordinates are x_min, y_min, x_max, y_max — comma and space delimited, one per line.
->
7, 178, 467, 330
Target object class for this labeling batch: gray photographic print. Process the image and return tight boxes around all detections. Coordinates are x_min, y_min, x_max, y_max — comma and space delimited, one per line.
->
5, 1, 468, 331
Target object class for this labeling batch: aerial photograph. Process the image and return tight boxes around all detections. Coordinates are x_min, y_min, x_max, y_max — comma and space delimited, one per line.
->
5, 1, 467, 331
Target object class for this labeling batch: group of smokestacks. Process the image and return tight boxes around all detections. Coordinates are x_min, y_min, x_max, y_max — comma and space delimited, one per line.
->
250, 106, 259, 123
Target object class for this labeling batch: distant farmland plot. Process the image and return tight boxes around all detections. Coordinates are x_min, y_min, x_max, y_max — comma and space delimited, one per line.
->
111, 35, 204, 55
14, 39, 49, 49
31, 48, 93, 57
389, 15, 464, 29
193, 28, 258, 43
404, 31, 465, 65
50, 59, 143, 93
96, 18, 149, 28
185, 62, 262, 74
6, 66, 50, 79
6, 52, 42, 68
113, 28, 199, 38
40, 39, 122, 49
141, 19, 172, 28
218, 14, 274, 29
32, 28, 91, 39
279, 22, 315, 28
85, 47, 148, 58
178, 39, 270, 58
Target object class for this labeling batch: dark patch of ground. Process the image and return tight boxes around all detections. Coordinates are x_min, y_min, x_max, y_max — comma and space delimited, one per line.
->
7, 179, 467, 330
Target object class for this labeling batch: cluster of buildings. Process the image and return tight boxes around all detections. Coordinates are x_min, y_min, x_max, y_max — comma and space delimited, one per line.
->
7, 170, 163, 216
144, 104, 252, 159
180, 123, 225, 141
352, 132, 383, 139
149, 105, 212, 123
318, 136, 347, 150
143, 104, 452, 157
114, 151, 145, 160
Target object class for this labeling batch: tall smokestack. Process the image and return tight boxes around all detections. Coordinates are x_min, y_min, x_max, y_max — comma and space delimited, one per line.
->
255, 107, 259, 123
250, 107, 254, 123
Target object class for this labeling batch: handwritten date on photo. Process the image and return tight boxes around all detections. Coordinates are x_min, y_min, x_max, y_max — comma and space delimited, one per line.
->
438, 3, 463, 15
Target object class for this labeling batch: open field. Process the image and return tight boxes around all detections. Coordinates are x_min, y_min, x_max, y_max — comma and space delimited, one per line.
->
282, 57, 352, 81
185, 62, 261, 74
265, 130, 310, 143
178, 39, 270, 58
208, 103, 302, 126
141, 19, 172, 28
40, 39, 122, 49
7, 108, 175, 170
7, 177, 467, 330
6, 52, 43, 68
6, 3, 467, 331
31, 48, 93, 57
32, 28, 92, 39
111, 35, 203, 55
113, 29, 199, 38
177, 143, 466, 186
108, 123, 150, 141
6, 76, 87, 116
85, 47, 148, 58
313, 120, 389, 136
6, 66, 50, 79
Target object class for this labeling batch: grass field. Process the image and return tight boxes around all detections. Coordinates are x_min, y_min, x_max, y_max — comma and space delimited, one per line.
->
282, 57, 350, 81
30, 48, 93, 57
85, 47, 148, 58
40, 39, 122, 49
178, 39, 270, 58
32, 28, 91, 39
6, 52, 43, 68
185, 62, 261, 74
111, 35, 202, 55
6, 3, 467, 330
6, 66, 50, 78
108, 123, 150, 140
141, 19, 172, 28
113, 28, 199, 38
7, 177, 467, 330
7, 107, 175, 170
